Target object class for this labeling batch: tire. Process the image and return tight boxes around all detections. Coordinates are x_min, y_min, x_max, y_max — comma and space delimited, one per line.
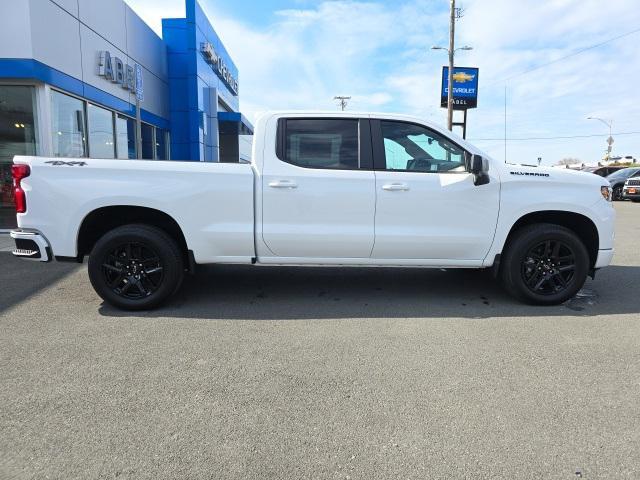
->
632, 199, 640, 203
612, 185, 623, 201
500, 224, 589, 305
88, 224, 184, 310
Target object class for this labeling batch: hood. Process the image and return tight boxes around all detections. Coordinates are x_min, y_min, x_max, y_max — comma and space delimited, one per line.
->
503, 163, 608, 187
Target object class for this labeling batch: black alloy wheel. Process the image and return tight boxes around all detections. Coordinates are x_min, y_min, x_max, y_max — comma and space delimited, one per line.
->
521, 239, 576, 296
88, 224, 184, 310
500, 223, 589, 305
101, 242, 164, 299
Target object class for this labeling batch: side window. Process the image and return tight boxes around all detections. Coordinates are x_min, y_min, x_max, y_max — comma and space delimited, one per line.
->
380, 121, 466, 173
283, 119, 359, 169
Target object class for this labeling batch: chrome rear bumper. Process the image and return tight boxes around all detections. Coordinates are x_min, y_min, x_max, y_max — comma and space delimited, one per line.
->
10, 230, 51, 262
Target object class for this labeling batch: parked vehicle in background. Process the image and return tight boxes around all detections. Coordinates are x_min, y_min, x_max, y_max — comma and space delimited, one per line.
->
606, 167, 640, 200
609, 155, 637, 164
623, 176, 640, 202
583, 165, 626, 177
10, 112, 616, 309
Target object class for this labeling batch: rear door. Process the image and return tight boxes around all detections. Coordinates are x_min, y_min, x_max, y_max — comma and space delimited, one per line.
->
261, 117, 375, 259
371, 119, 500, 262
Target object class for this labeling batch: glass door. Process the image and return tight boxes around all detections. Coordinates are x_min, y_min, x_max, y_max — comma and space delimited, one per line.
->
0, 86, 37, 229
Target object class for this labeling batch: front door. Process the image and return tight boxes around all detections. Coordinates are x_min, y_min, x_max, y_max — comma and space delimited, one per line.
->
371, 119, 500, 262
261, 117, 375, 259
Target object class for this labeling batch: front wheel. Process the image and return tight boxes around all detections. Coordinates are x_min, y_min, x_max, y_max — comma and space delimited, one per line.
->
612, 185, 623, 201
500, 224, 589, 305
88, 224, 184, 310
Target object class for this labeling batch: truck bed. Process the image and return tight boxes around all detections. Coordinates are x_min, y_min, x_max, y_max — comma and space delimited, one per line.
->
14, 156, 256, 264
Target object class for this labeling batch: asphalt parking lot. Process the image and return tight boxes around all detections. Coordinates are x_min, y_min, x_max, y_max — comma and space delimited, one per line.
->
1, 202, 639, 479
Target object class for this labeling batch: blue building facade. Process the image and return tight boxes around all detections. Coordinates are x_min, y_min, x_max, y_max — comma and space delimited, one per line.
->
163, 0, 252, 162
0, 0, 252, 229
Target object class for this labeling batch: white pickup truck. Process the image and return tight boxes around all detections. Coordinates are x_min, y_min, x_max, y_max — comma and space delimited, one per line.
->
10, 112, 615, 310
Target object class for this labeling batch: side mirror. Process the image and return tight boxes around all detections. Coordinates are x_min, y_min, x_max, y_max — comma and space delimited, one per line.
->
467, 153, 490, 186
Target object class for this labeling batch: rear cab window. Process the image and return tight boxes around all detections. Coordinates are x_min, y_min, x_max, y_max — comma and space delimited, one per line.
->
276, 118, 372, 170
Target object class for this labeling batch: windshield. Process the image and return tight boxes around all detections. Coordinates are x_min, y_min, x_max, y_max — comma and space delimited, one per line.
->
606, 168, 640, 180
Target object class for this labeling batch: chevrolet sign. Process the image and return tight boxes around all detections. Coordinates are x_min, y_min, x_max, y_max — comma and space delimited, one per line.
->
441, 66, 479, 110
201, 42, 239, 96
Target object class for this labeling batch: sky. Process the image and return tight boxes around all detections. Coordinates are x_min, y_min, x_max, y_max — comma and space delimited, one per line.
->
125, 0, 640, 165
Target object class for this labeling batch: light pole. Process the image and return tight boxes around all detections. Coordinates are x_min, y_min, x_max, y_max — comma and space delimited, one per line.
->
587, 116, 613, 161
334, 96, 351, 111
432, 44, 473, 130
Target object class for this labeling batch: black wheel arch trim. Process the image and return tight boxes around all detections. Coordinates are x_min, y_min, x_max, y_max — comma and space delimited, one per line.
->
500, 210, 600, 269
76, 206, 190, 266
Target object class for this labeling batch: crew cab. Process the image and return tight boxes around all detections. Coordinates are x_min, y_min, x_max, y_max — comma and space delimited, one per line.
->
10, 112, 615, 310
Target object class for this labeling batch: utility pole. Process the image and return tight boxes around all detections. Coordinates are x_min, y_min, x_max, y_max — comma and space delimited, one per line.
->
504, 86, 507, 162
433, 4, 470, 131
334, 96, 351, 111
447, 0, 455, 130
587, 116, 613, 161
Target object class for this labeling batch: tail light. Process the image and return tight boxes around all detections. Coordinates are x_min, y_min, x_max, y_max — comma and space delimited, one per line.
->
12, 164, 30, 213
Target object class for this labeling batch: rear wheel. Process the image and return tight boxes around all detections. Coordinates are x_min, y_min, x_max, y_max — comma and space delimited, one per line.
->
500, 224, 589, 305
88, 224, 184, 310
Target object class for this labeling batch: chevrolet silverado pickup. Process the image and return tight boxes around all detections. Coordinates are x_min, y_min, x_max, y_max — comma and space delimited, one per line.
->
10, 112, 616, 310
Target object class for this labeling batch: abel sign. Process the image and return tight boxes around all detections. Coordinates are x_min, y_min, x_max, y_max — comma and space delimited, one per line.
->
440, 66, 479, 110
98, 51, 143, 98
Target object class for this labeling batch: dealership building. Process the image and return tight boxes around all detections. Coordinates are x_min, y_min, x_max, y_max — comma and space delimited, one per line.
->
0, 0, 253, 229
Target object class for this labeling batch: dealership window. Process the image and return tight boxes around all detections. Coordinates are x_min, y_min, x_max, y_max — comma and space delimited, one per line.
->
116, 114, 136, 159
140, 123, 154, 159
0, 85, 38, 229
51, 90, 86, 157
155, 128, 167, 160
50, 89, 166, 161
283, 119, 359, 169
87, 103, 115, 159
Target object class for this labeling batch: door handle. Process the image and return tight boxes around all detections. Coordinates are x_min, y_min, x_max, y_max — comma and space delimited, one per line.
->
382, 183, 409, 191
268, 180, 298, 189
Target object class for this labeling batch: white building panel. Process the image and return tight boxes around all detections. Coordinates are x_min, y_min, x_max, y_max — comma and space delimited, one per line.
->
78, 0, 128, 52
136, 65, 170, 119
50, 0, 78, 16
28, 0, 83, 80
125, 5, 168, 82
0, 2, 33, 59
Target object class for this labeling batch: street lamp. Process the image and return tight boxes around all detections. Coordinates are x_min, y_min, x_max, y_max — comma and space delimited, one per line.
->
431, 46, 473, 51
587, 116, 613, 161
432, 45, 473, 130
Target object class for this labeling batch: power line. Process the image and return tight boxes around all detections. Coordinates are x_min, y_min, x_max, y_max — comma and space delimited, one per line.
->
484, 26, 640, 87
470, 130, 640, 142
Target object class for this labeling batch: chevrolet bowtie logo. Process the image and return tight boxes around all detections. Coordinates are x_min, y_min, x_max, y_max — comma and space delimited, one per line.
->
452, 72, 475, 83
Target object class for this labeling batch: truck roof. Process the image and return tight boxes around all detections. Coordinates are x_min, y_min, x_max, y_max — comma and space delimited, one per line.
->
256, 110, 483, 156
